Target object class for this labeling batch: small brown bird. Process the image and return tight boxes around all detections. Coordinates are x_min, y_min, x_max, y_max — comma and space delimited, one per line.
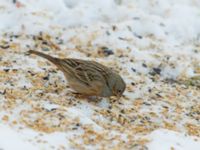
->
28, 50, 126, 98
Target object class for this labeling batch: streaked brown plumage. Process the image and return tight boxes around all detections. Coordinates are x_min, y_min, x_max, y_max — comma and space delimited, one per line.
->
28, 50, 126, 97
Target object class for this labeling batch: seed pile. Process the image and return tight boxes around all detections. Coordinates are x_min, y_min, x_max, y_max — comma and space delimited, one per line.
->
0, 27, 200, 149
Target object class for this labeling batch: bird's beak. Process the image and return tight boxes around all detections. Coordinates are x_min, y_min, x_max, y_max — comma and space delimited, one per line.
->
115, 93, 122, 99
112, 89, 121, 99
110, 95, 121, 100
117, 95, 122, 99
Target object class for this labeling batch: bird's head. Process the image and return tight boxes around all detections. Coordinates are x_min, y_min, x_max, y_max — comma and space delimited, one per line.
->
112, 74, 126, 98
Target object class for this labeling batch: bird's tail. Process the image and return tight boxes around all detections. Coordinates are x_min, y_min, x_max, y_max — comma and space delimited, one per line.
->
28, 50, 60, 66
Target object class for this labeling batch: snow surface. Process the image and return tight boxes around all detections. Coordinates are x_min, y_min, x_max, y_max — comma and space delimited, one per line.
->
0, 0, 200, 150
147, 129, 200, 150
0, 124, 37, 150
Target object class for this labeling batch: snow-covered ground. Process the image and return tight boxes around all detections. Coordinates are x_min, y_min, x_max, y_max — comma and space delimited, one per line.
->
0, 0, 200, 149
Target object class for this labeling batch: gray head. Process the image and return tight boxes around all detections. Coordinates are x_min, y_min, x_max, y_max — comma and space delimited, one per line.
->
112, 74, 126, 97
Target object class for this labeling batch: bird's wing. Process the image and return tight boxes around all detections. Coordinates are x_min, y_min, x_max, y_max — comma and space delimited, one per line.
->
61, 59, 109, 87
74, 62, 106, 86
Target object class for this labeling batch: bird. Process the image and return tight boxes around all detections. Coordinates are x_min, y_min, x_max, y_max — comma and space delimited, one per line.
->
28, 50, 126, 98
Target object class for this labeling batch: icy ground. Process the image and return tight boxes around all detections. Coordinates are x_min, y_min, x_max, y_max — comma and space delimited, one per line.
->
0, 0, 200, 150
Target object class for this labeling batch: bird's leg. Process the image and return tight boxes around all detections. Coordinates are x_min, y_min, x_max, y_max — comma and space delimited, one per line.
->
73, 92, 90, 99
73, 92, 102, 101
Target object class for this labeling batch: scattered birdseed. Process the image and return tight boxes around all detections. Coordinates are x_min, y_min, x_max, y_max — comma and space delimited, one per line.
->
0, 30, 199, 149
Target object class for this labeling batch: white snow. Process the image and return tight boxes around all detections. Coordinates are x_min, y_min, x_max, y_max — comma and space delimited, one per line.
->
0, 124, 37, 150
147, 129, 200, 150
0, 0, 200, 149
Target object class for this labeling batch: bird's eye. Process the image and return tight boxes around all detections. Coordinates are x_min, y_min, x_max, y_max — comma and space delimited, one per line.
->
117, 89, 121, 93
